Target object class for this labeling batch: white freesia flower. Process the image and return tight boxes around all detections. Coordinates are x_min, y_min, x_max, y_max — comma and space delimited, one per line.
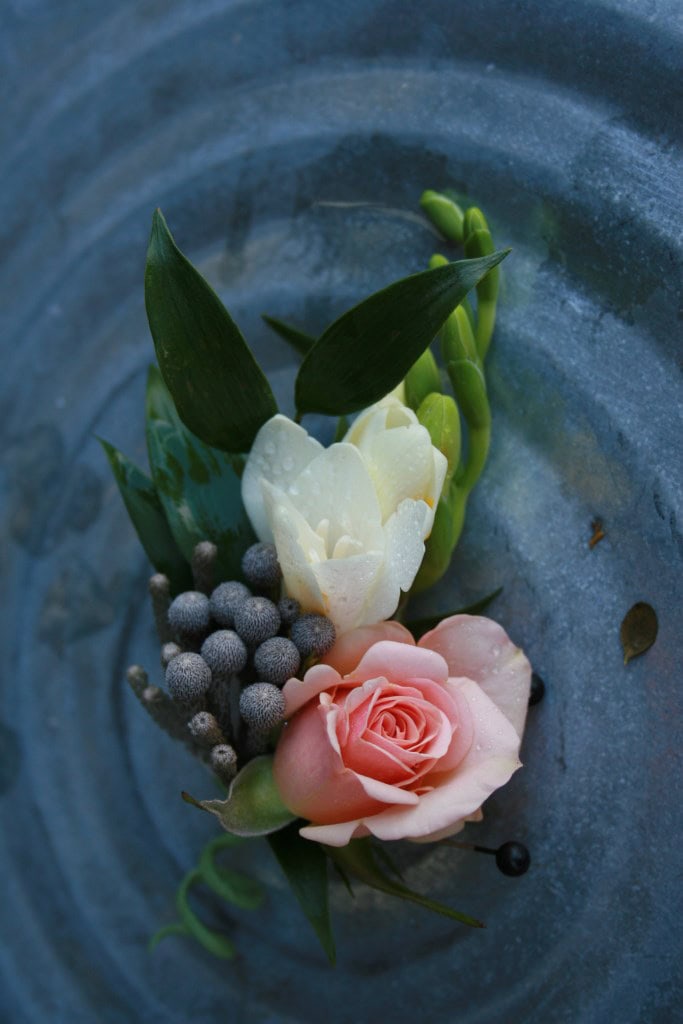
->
241, 397, 447, 634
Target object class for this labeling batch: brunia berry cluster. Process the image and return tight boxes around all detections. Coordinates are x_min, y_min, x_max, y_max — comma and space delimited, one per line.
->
127, 540, 335, 784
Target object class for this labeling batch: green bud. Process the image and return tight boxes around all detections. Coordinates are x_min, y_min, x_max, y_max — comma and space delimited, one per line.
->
404, 348, 441, 411
417, 393, 461, 487
463, 206, 489, 238
420, 190, 465, 243
429, 252, 448, 270
441, 304, 479, 366
464, 228, 498, 303
447, 359, 491, 430
413, 486, 457, 592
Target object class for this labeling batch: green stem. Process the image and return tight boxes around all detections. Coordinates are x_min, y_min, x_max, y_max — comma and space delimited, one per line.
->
476, 300, 497, 361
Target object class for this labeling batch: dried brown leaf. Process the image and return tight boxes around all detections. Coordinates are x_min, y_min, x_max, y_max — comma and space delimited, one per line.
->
620, 602, 658, 664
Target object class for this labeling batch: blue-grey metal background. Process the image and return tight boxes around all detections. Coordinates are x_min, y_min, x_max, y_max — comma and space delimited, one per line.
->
1, 2, 681, 1022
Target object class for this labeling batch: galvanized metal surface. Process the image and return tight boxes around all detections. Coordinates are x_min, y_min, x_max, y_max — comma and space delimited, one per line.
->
1, 2, 681, 1022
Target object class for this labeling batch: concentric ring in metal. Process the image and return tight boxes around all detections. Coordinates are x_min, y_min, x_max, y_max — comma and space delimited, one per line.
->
1, 2, 681, 1022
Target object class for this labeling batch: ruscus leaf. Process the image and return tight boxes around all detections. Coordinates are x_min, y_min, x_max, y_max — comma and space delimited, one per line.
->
325, 839, 484, 928
262, 314, 315, 356
145, 209, 277, 451
145, 367, 255, 581
99, 438, 191, 593
295, 251, 510, 417
268, 823, 336, 964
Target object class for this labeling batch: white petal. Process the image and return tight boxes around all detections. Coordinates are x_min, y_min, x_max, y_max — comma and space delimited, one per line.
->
312, 549, 384, 634
343, 396, 417, 448
359, 499, 431, 625
288, 443, 384, 552
263, 482, 325, 613
241, 415, 323, 541
362, 423, 438, 523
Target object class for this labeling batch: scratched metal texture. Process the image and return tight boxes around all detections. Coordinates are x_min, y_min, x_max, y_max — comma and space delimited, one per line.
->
1, 2, 681, 1022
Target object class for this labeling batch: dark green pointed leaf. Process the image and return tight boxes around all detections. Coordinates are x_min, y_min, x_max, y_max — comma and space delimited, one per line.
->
262, 314, 315, 357
99, 438, 191, 593
192, 756, 296, 837
295, 251, 509, 416
145, 209, 277, 451
268, 823, 335, 964
407, 586, 503, 638
325, 838, 484, 928
145, 367, 255, 581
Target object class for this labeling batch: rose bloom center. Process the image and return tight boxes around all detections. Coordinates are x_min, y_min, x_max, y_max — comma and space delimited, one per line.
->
339, 679, 453, 788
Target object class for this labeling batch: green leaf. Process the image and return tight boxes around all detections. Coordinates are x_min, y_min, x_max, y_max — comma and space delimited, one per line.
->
99, 438, 191, 593
407, 586, 503, 638
145, 208, 277, 451
145, 367, 255, 581
325, 839, 484, 928
190, 756, 296, 837
295, 251, 509, 417
268, 823, 336, 964
262, 314, 315, 357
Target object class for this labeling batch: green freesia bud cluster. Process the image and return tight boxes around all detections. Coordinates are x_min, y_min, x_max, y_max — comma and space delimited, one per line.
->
405, 192, 502, 591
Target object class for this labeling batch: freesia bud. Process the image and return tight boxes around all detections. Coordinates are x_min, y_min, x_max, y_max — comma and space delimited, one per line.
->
416, 393, 461, 488
413, 490, 457, 592
420, 190, 465, 243
441, 304, 479, 366
446, 359, 491, 431
463, 206, 490, 238
404, 347, 441, 411
464, 227, 497, 302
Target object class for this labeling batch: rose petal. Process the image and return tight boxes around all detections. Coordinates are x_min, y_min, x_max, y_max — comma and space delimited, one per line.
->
352, 641, 449, 687
273, 702, 383, 823
322, 621, 416, 675
354, 774, 420, 805
299, 819, 365, 846
353, 678, 521, 841
241, 415, 323, 541
282, 663, 343, 719
411, 807, 484, 844
419, 615, 532, 738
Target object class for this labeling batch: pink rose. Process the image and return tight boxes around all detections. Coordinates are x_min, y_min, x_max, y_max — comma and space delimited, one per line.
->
273, 616, 531, 846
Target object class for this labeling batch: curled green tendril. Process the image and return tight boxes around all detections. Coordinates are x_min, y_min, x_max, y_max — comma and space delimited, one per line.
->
149, 832, 264, 959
